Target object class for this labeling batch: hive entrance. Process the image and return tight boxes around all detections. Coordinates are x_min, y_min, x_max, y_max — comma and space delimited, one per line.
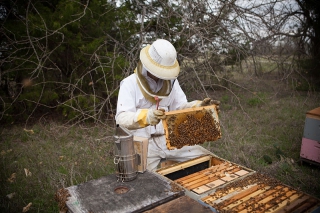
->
114, 186, 129, 194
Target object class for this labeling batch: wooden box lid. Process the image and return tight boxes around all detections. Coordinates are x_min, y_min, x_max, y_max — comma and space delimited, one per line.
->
65, 171, 184, 213
306, 107, 320, 119
144, 195, 213, 213
162, 105, 221, 150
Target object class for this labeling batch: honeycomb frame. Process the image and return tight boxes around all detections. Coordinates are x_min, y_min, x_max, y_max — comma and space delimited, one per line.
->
162, 105, 221, 150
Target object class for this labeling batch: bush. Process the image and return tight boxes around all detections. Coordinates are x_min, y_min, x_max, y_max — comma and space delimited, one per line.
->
58, 95, 101, 121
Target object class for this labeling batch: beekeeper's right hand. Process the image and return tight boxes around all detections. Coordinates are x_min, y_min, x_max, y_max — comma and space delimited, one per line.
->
136, 108, 166, 127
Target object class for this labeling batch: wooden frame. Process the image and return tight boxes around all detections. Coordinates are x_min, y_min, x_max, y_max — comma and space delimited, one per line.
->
162, 105, 221, 150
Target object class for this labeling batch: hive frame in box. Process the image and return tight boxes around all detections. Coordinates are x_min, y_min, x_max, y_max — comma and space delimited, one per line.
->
155, 153, 255, 201
162, 105, 221, 150
199, 172, 320, 213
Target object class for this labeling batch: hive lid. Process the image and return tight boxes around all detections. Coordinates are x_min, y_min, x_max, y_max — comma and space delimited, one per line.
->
162, 105, 221, 150
306, 107, 320, 118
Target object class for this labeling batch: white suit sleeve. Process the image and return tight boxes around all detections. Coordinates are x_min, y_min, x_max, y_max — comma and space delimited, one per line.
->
115, 76, 152, 130
169, 80, 201, 110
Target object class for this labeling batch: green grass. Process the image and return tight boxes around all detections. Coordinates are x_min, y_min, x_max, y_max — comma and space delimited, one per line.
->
205, 73, 320, 199
0, 123, 115, 212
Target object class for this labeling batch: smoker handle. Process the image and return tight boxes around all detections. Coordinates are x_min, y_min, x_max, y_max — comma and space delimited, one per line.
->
115, 138, 121, 151
114, 156, 120, 164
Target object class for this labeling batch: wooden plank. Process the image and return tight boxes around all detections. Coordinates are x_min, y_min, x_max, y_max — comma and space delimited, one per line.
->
202, 184, 258, 205
306, 204, 320, 213
252, 186, 288, 213
199, 171, 320, 213
226, 187, 277, 212
205, 179, 226, 188
192, 185, 212, 194
235, 186, 287, 213
220, 184, 267, 209
221, 174, 239, 182
143, 196, 213, 213
276, 194, 311, 213
176, 162, 228, 184
235, 170, 249, 176
266, 192, 301, 213
232, 187, 281, 212
186, 171, 237, 191
222, 186, 272, 210
179, 164, 229, 186
176, 163, 228, 186
184, 166, 238, 190
160, 160, 178, 168
229, 167, 241, 173
156, 155, 211, 176
306, 107, 320, 119
211, 157, 225, 166
291, 199, 319, 213
185, 175, 222, 190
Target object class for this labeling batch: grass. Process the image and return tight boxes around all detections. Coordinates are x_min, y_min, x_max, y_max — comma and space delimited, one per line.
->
1, 71, 320, 212
0, 123, 115, 212
203, 72, 320, 199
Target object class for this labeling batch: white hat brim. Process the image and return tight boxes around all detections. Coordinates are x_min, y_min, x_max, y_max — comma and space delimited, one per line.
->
140, 45, 180, 80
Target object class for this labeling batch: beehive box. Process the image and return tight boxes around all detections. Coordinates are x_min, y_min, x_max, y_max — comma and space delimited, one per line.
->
300, 107, 320, 164
200, 172, 320, 213
162, 105, 221, 150
65, 171, 184, 213
143, 195, 213, 213
156, 154, 255, 200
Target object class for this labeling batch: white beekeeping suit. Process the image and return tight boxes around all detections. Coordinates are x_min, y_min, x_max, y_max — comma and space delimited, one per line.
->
115, 39, 215, 171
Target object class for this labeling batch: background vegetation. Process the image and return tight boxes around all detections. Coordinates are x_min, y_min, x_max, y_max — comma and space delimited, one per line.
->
1, 0, 320, 212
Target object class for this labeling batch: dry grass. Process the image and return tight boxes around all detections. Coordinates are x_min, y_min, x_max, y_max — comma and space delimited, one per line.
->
1, 71, 320, 212
0, 122, 115, 212
202, 72, 320, 199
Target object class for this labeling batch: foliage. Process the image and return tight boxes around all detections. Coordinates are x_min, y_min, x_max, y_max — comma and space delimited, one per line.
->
0, 0, 138, 124
294, 0, 320, 84
1, 73, 320, 212
247, 92, 266, 107
0, 123, 114, 213
295, 58, 320, 91
1, 0, 320, 126
58, 94, 101, 121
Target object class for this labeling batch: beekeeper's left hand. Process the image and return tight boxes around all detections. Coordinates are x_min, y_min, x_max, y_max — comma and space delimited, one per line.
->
199, 98, 220, 113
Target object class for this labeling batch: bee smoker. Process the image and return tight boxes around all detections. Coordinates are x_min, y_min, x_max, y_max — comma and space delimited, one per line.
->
113, 125, 138, 182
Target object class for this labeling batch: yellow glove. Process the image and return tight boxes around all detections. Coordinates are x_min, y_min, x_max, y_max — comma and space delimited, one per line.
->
136, 108, 166, 127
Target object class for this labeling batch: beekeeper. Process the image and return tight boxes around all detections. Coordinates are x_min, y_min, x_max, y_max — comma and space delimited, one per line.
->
115, 39, 219, 171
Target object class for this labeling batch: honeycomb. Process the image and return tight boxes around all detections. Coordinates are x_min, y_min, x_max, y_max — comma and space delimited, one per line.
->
163, 106, 221, 150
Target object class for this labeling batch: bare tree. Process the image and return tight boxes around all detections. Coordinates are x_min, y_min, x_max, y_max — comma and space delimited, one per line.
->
0, 0, 315, 126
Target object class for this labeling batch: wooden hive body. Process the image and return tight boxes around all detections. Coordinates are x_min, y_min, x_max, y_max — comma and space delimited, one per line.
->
157, 155, 320, 213
200, 172, 320, 213
157, 154, 255, 200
